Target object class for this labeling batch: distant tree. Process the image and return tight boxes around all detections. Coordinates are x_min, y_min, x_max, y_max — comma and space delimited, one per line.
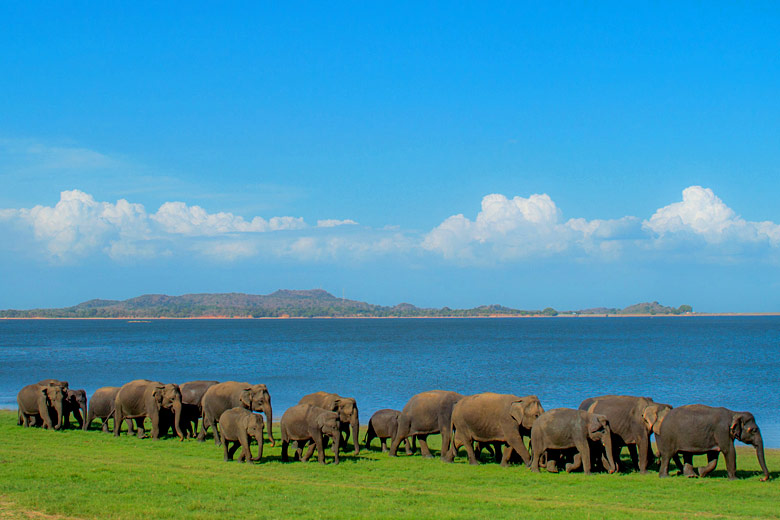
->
677, 304, 693, 314
541, 307, 558, 316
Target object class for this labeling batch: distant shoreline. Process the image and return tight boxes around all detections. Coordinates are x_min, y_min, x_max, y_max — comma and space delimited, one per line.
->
2, 313, 779, 320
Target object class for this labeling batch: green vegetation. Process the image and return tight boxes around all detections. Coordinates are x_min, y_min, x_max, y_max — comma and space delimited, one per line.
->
0, 290, 693, 318
0, 411, 775, 519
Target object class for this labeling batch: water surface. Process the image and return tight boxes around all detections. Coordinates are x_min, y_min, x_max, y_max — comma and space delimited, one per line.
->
1, 317, 778, 446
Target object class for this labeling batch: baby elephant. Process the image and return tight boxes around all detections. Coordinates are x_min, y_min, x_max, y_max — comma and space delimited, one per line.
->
365, 409, 413, 453
531, 408, 616, 475
219, 408, 265, 463
281, 404, 341, 465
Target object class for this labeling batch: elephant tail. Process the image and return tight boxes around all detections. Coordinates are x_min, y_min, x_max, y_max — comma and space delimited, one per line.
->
364, 420, 376, 444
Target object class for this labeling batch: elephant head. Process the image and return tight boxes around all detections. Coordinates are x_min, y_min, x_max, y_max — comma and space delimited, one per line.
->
509, 396, 544, 432
68, 389, 88, 425
153, 383, 184, 440
730, 412, 770, 481
248, 384, 274, 446
246, 414, 265, 461
39, 383, 67, 430
317, 412, 341, 464
587, 414, 616, 473
642, 403, 672, 435
333, 397, 359, 455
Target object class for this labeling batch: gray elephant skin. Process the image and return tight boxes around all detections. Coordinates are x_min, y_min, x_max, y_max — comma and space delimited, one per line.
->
17, 379, 69, 430
113, 379, 185, 440
280, 404, 341, 465
299, 391, 359, 455
531, 408, 616, 475
657, 404, 770, 481
179, 380, 219, 438
579, 395, 671, 473
219, 407, 265, 463
199, 381, 274, 446
62, 389, 88, 430
389, 390, 464, 459
365, 409, 414, 453
446, 393, 544, 466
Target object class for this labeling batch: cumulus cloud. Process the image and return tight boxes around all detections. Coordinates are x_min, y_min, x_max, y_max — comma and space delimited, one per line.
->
317, 219, 358, 228
643, 186, 780, 246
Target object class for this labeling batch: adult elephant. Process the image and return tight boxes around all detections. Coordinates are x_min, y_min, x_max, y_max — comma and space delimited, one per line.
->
530, 408, 617, 475
179, 380, 219, 438
84, 386, 121, 432
657, 404, 770, 481
389, 390, 464, 459
579, 395, 672, 473
445, 393, 544, 466
298, 392, 359, 454
199, 381, 274, 446
17, 380, 69, 430
113, 380, 185, 440
62, 389, 88, 430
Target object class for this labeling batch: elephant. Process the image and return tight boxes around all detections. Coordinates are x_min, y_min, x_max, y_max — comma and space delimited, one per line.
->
17, 380, 69, 430
218, 407, 265, 463
62, 389, 88, 430
579, 395, 672, 473
84, 386, 122, 432
113, 380, 185, 440
179, 380, 219, 438
389, 390, 464, 459
199, 381, 274, 446
657, 404, 770, 481
530, 408, 617, 475
365, 409, 414, 453
445, 393, 544, 466
280, 404, 342, 465
298, 391, 359, 454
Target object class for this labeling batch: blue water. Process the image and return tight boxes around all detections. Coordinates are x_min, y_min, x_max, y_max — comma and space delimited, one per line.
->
1, 317, 778, 447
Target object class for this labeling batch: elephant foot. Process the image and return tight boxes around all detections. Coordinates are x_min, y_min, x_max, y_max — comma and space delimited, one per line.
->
683, 464, 697, 478
422, 453, 434, 459
546, 461, 559, 473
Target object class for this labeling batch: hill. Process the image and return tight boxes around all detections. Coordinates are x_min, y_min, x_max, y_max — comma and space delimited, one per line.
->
0, 291, 692, 318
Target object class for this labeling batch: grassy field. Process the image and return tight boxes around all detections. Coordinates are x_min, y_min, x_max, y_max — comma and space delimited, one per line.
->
0, 411, 777, 519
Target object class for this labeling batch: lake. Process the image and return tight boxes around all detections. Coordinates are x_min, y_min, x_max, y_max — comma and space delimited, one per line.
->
1, 317, 778, 446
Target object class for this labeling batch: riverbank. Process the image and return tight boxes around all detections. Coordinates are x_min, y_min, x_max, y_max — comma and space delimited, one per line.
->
0, 412, 777, 519
2, 313, 780, 320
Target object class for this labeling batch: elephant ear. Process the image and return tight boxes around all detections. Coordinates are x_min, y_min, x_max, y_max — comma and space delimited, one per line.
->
730, 414, 745, 439
509, 401, 525, 425
316, 412, 330, 430
239, 389, 252, 408
587, 414, 605, 434
331, 398, 342, 411
152, 385, 165, 404
642, 405, 660, 432
40, 387, 51, 404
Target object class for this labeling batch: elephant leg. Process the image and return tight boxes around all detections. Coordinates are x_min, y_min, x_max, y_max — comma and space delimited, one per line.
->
222, 436, 231, 461
113, 409, 124, 437
418, 435, 433, 458
566, 453, 583, 473
101, 418, 109, 433
681, 453, 697, 477
530, 446, 542, 473
238, 432, 252, 463
698, 451, 719, 478
315, 434, 326, 464
659, 451, 672, 478
440, 424, 454, 461
302, 442, 317, 462
505, 433, 532, 467
637, 437, 650, 474
134, 418, 146, 438
294, 440, 304, 460
212, 420, 222, 446
380, 438, 388, 453
389, 418, 410, 457
491, 442, 503, 464
404, 436, 414, 455
281, 440, 290, 462
577, 441, 592, 475
626, 444, 639, 471
462, 437, 479, 466
197, 414, 210, 442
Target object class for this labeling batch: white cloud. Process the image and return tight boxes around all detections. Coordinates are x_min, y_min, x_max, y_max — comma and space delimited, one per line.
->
150, 201, 304, 236
643, 186, 780, 246
317, 219, 358, 228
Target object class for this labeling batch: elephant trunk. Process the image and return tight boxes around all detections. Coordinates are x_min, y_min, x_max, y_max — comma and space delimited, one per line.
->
351, 416, 360, 455
172, 400, 184, 441
264, 403, 274, 446
753, 434, 770, 481
332, 432, 340, 465
253, 432, 264, 461
79, 401, 87, 428
53, 397, 64, 430
602, 431, 616, 473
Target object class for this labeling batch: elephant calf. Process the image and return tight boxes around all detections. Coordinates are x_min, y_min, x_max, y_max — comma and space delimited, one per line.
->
219, 407, 265, 463
531, 408, 616, 475
365, 409, 413, 454
280, 404, 341, 465
63, 389, 88, 430
657, 404, 770, 481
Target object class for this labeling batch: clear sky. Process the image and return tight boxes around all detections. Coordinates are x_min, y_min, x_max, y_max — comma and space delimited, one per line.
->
1, 3, 779, 311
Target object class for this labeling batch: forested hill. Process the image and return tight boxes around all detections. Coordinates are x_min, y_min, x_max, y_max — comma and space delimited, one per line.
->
0, 290, 692, 318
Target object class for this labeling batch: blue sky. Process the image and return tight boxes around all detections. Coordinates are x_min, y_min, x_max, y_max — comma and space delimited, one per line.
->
1, 3, 780, 311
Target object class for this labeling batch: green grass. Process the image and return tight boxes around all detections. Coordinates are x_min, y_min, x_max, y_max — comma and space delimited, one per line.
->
0, 411, 777, 519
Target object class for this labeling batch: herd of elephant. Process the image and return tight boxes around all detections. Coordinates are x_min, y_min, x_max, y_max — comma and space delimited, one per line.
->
16, 379, 771, 481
